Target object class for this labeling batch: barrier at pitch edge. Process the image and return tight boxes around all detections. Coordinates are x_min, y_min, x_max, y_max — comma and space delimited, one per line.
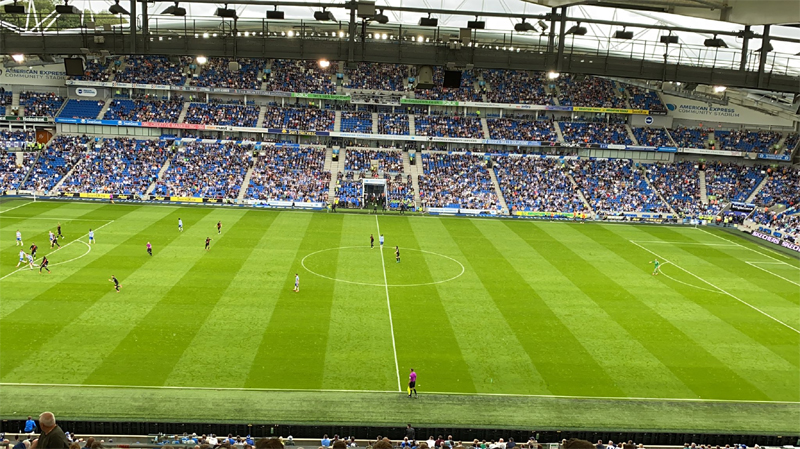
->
751, 230, 800, 253
428, 207, 498, 216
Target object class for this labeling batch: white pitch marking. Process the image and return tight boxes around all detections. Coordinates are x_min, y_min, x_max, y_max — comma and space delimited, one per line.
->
0, 220, 114, 281
0, 216, 108, 222
301, 246, 465, 287
0, 382, 797, 405
632, 241, 739, 247
629, 239, 800, 334
376, 215, 402, 392
48, 240, 92, 268
0, 202, 33, 214
658, 268, 721, 294
746, 261, 800, 287
694, 227, 793, 262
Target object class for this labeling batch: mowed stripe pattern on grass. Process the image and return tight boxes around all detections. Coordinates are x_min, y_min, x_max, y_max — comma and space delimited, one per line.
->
0, 201, 798, 431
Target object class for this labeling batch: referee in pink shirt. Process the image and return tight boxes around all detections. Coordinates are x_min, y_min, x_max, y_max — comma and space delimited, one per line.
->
407, 368, 418, 398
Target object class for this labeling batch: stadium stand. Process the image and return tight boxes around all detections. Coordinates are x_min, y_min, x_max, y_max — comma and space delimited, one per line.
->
246, 146, 330, 202
60, 138, 169, 195
494, 156, 587, 213
340, 112, 373, 133
20, 92, 65, 117
345, 149, 404, 172
335, 175, 363, 208
561, 122, 632, 145
23, 135, 90, 192
487, 118, 558, 142
785, 132, 799, 151
153, 142, 249, 198
185, 101, 259, 127
192, 58, 266, 90
632, 126, 672, 147
57, 99, 105, 119
753, 166, 800, 207
418, 153, 500, 210
669, 126, 710, 149
378, 113, 410, 135
625, 85, 666, 112
415, 115, 484, 139
715, 129, 783, 154
415, 68, 482, 102
704, 162, 764, 203
647, 161, 703, 215
105, 97, 184, 122
67, 58, 113, 81
115, 55, 190, 86
569, 159, 667, 213
265, 59, 335, 94
0, 90, 12, 115
482, 69, 551, 105
345, 63, 409, 91
388, 175, 416, 210
0, 150, 35, 191
556, 76, 626, 108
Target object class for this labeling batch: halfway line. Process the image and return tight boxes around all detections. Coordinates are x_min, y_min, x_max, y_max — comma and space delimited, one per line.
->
0, 201, 33, 215
376, 215, 402, 392
629, 240, 800, 334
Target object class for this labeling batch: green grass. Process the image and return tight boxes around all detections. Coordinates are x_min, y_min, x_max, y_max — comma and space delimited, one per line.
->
1, 199, 798, 433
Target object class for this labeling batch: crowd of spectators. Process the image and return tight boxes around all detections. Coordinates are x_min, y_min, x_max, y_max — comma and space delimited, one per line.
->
186, 101, 259, 127
192, 58, 266, 90
153, 142, 249, 198
560, 122, 632, 145
246, 146, 330, 203
23, 135, 90, 192
483, 70, 551, 105
334, 175, 363, 208
345, 63, 409, 91
569, 158, 668, 213
67, 58, 113, 81
704, 162, 763, 203
785, 132, 799, 152
105, 96, 184, 123
487, 119, 558, 142
261, 106, 335, 131
340, 112, 373, 133
345, 149, 403, 172
116, 56, 191, 86
418, 153, 500, 210
415, 115, 484, 139
715, 129, 783, 154
19, 92, 65, 117
669, 126, 710, 148
388, 175, 415, 210
632, 127, 671, 147
60, 138, 168, 195
0, 150, 35, 192
625, 86, 666, 112
378, 113, 409, 135
1, 91, 12, 115
265, 59, 335, 94
751, 210, 799, 240
646, 161, 702, 215
556, 76, 626, 108
753, 166, 800, 208
415, 68, 482, 102
495, 156, 587, 213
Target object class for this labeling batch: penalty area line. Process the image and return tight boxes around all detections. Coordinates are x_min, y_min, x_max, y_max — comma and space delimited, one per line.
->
0, 382, 797, 405
629, 240, 800, 335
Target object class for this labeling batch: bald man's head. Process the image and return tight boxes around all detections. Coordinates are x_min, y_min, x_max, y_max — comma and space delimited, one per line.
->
39, 412, 56, 430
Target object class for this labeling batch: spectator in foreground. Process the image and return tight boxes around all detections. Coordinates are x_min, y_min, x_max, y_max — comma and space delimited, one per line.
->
30, 412, 69, 449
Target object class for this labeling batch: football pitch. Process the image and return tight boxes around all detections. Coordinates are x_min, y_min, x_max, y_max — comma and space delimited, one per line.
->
1, 199, 798, 434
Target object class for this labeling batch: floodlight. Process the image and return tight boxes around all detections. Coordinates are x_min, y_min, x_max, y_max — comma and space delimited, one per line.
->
4, 1, 25, 14
660, 35, 678, 44
514, 20, 535, 32
11, 54, 25, 63
161, 2, 186, 16
419, 15, 438, 27
267, 10, 284, 19
319, 59, 330, 69
196, 55, 207, 64
314, 9, 335, 21
547, 71, 559, 80
55, 2, 80, 14
713, 85, 726, 93
613, 29, 634, 39
373, 9, 389, 24
565, 23, 587, 36
468, 19, 485, 29
108, 0, 129, 15
537, 20, 548, 32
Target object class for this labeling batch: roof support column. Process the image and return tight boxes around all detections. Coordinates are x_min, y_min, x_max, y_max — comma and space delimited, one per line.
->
129, 0, 136, 53
347, 4, 356, 62
555, 6, 567, 73
141, 0, 148, 52
757, 24, 770, 88
546, 6, 556, 53
738, 25, 750, 71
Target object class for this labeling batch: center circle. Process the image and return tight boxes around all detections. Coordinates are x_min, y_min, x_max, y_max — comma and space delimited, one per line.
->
301, 246, 465, 287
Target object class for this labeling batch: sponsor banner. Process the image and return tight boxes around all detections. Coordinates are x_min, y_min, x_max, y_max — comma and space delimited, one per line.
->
428, 207, 495, 215
291, 93, 350, 101
79, 192, 111, 199
142, 121, 205, 130
1, 141, 28, 149
400, 98, 460, 107
572, 106, 649, 115
730, 202, 755, 212
751, 230, 800, 253
657, 146, 678, 153
605, 144, 627, 150
260, 200, 324, 209
514, 211, 574, 218
679, 147, 742, 157
169, 196, 203, 203
75, 87, 97, 97
662, 93, 793, 127
0, 63, 67, 87
485, 139, 542, 147
2, 115, 53, 123
362, 179, 387, 185
627, 145, 657, 151
757, 153, 791, 161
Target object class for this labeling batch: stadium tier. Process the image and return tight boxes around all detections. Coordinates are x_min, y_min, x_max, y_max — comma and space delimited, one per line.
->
345, 63, 409, 91
345, 149, 404, 172
22, 135, 90, 192
19, 92, 65, 117
483, 69, 551, 105
153, 142, 249, 198
418, 153, 500, 211
57, 99, 104, 119
487, 119, 558, 142
415, 115, 484, 139
105, 97, 184, 123
494, 156, 587, 213
245, 145, 330, 202
569, 159, 667, 213
378, 113, 410, 135
185, 102, 259, 127
191, 57, 266, 90
561, 122, 632, 145
115, 55, 191, 86
265, 59, 336, 94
